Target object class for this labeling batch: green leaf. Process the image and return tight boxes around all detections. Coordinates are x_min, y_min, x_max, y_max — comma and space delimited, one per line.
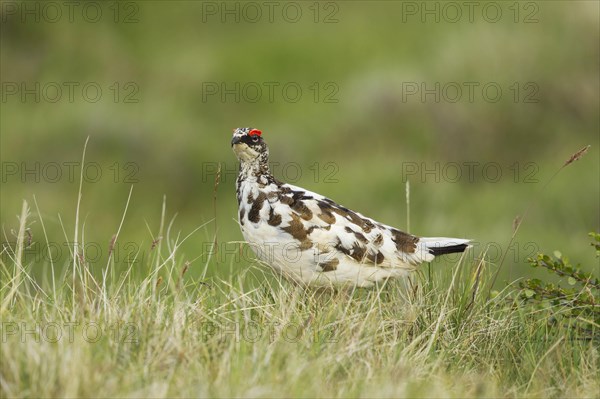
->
524, 289, 535, 298
567, 277, 577, 285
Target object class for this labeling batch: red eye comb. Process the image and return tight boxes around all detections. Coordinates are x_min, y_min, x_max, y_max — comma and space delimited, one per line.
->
249, 129, 262, 137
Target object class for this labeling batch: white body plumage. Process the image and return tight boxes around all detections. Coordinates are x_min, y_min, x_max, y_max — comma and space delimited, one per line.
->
232, 127, 470, 288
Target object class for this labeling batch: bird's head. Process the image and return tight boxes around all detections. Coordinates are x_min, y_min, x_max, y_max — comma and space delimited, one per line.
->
231, 127, 269, 164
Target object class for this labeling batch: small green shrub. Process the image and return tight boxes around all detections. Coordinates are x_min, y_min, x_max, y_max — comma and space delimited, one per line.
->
517, 232, 600, 335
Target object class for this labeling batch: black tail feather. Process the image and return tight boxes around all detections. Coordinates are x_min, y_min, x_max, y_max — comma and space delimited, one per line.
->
428, 244, 469, 256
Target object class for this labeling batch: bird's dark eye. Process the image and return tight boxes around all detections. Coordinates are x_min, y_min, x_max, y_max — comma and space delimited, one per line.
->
251, 136, 259, 143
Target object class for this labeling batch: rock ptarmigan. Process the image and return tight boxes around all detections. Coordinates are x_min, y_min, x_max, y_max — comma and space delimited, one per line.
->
232, 127, 470, 288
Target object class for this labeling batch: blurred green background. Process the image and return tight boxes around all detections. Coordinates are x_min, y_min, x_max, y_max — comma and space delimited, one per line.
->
1, 1, 598, 285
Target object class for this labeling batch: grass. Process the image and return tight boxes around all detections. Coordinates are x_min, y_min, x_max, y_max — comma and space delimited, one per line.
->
1, 174, 598, 398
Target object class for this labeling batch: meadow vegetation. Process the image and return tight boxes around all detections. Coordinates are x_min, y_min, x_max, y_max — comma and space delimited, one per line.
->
1, 1, 599, 397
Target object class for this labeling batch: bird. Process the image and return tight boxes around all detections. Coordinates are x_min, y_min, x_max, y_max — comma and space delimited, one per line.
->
231, 127, 470, 288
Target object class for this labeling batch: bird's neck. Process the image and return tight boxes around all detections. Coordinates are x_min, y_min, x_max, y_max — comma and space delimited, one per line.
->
237, 153, 272, 186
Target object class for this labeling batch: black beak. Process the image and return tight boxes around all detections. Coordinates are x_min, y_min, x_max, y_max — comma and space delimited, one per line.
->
231, 136, 242, 146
